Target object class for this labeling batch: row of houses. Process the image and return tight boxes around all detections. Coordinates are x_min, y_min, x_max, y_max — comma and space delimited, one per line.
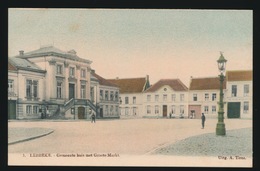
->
8, 46, 252, 120
109, 70, 252, 120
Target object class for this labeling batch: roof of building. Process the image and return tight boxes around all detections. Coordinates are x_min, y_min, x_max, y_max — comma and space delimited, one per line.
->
8, 60, 17, 71
92, 72, 118, 87
189, 77, 226, 90
226, 70, 252, 81
108, 77, 148, 93
145, 79, 188, 92
14, 45, 92, 64
8, 57, 46, 73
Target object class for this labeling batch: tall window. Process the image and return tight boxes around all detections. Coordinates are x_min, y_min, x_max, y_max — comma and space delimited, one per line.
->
115, 106, 119, 115
244, 84, 249, 96
110, 106, 114, 115
171, 105, 175, 114
133, 97, 136, 104
105, 105, 109, 115
163, 94, 167, 102
180, 105, 184, 114
81, 69, 86, 78
81, 84, 86, 98
100, 90, 104, 100
204, 106, 209, 114
26, 105, 31, 115
119, 97, 122, 104
8, 79, 14, 92
205, 93, 209, 101
212, 93, 217, 101
147, 95, 151, 102
172, 94, 176, 102
133, 107, 137, 115
115, 92, 119, 101
26, 80, 38, 98
193, 94, 197, 101
212, 105, 216, 114
105, 91, 109, 101
69, 67, 75, 77
56, 64, 63, 75
180, 94, 184, 101
125, 97, 129, 104
155, 95, 159, 102
90, 87, 94, 102
33, 106, 38, 114
57, 82, 62, 98
232, 85, 237, 97
155, 105, 159, 114
147, 105, 151, 114
110, 91, 114, 101
244, 101, 249, 113
125, 107, 129, 115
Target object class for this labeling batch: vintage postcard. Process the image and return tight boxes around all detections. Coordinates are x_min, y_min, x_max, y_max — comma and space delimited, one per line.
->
8, 8, 252, 167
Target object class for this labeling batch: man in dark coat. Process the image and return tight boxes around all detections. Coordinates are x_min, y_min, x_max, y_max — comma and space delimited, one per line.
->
201, 113, 206, 129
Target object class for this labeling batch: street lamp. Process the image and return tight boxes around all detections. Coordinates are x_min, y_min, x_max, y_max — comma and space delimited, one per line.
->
216, 52, 227, 136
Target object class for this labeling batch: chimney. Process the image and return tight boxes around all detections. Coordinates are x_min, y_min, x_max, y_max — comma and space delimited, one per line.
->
116, 77, 119, 80
19, 50, 24, 56
68, 49, 77, 55
146, 75, 149, 81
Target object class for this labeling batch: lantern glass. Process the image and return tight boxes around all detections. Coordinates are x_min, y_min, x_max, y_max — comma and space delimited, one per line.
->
217, 53, 227, 74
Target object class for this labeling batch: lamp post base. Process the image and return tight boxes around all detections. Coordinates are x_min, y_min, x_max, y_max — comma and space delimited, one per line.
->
216, 122, 226, 136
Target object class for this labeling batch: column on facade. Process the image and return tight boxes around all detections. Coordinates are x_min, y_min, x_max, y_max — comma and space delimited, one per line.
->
64, 62, 69, 100
48, 59, 56, 99
76, 64, 81, 99
86, 67, 91, 100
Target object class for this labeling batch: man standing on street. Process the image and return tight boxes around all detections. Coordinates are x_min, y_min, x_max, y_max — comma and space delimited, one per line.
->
90, 109, 96, 123
201, 113, 206, 129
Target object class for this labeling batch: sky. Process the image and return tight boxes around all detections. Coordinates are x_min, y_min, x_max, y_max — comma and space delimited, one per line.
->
8, 9, 252, 86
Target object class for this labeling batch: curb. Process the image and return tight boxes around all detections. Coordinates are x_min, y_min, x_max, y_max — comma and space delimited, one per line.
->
8, 130, 54, 145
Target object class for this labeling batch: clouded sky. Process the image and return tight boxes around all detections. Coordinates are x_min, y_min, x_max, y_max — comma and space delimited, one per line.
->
8, 9, 252, 86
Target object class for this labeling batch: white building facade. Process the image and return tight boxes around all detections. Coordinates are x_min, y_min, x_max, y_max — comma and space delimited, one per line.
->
91, 71, 120, 119
143, 79, 189, 118
8, 46, 97, 120
108, 76, 150, 118
225, 70, 252, 119
188, 77, 226, 119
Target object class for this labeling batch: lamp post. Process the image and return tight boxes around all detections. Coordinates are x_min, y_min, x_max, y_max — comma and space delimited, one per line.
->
216, 52, 227, 136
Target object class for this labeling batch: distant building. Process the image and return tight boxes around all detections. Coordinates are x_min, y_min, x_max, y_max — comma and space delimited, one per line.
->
8, 61, 18, 119
143, 79, 188, 118
225, 70, 252, 119
188, 77, 226, 119
188, 70, 252, 119
108, 76, 150, 118
91, 70, 120, 119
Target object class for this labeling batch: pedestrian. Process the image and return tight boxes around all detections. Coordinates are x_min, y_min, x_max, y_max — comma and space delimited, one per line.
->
91, 111, 96, 123
201, 113, 206, 129
169, 112, 172, 119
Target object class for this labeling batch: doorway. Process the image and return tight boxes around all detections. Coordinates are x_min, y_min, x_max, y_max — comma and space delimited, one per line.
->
227, 102, 241, 118
100, 108, 103, 118
163, 105, 167, 117
69, 83, 75, 100
8, 100, 16, 119
78, 107, 85, 119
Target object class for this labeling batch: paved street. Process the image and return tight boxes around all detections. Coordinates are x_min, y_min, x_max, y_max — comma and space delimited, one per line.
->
8, 118, 253, 167
8, 118, 252, 155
